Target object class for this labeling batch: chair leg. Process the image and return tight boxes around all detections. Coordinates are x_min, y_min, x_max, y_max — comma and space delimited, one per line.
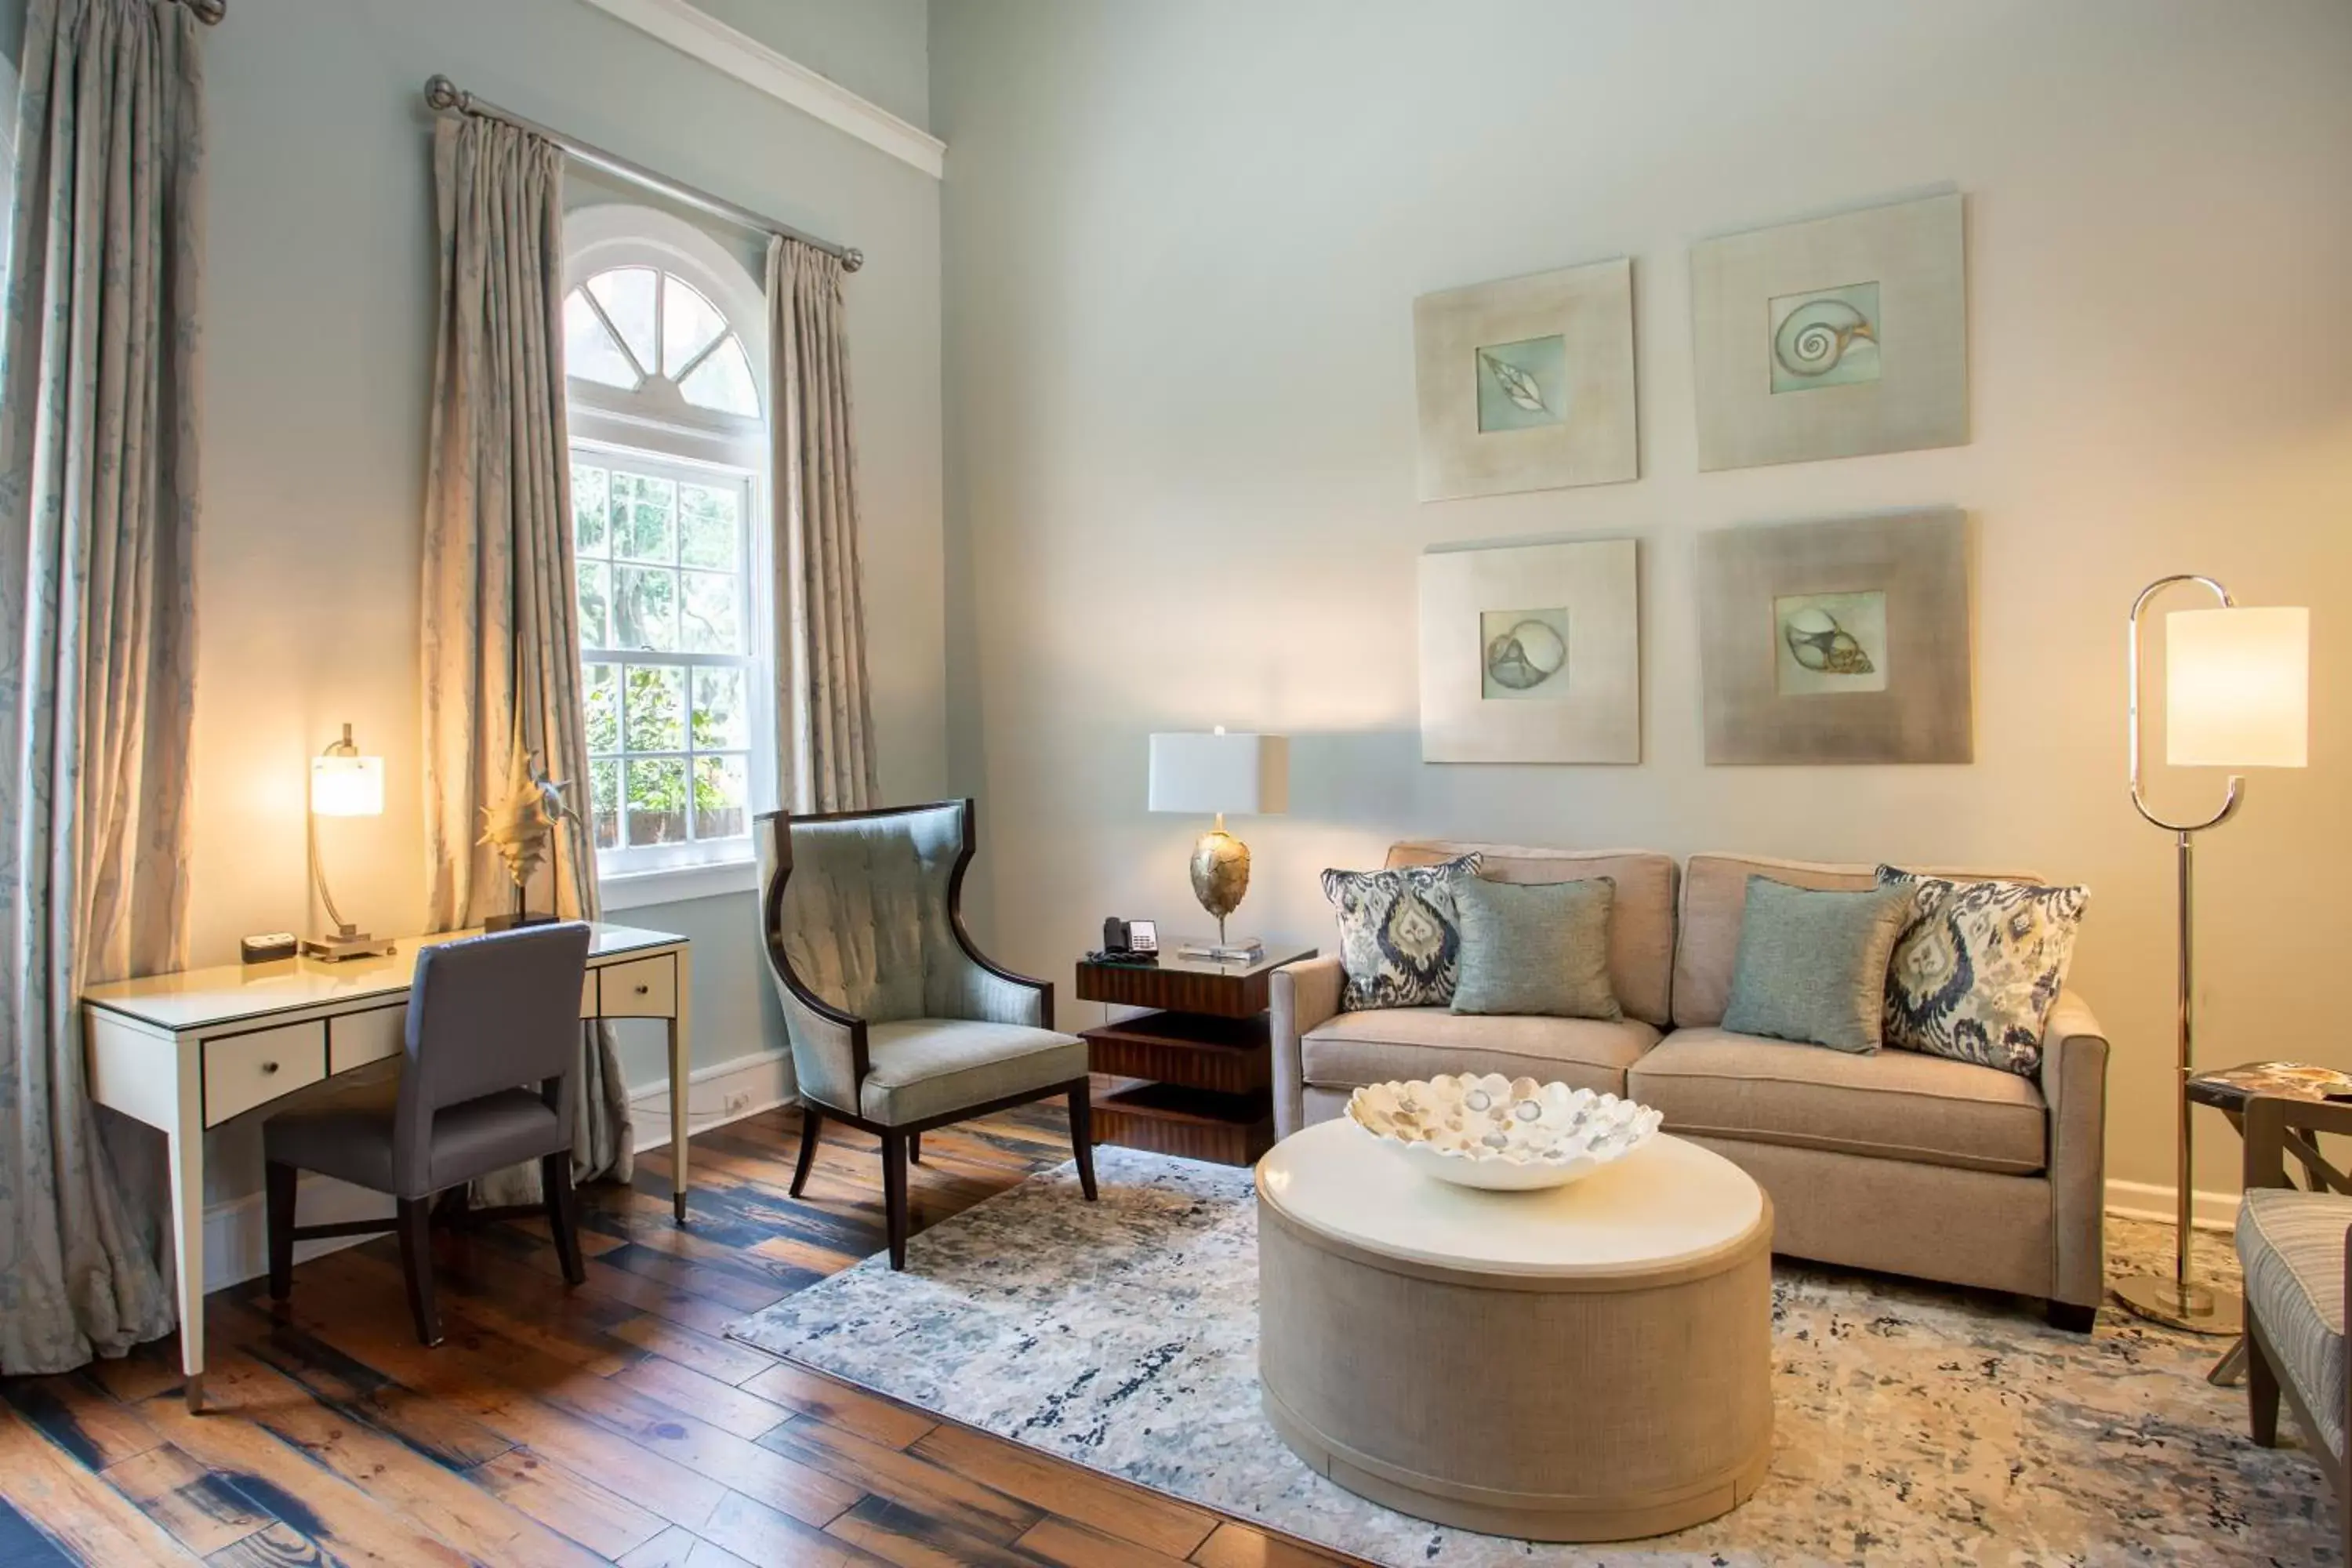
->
542, 1152, 586, 1287
789, 1102, 824, 1199
1069, 1083, 1098, 1202
907, 1131, 921, 1164
2249, 1325, 2282, 1447
881, 1131, 909, 1270
396, 1197, 442, 1348
265, 1161, 296, 1301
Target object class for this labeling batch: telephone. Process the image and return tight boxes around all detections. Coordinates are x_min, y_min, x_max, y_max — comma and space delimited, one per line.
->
1091, 917, 1160, 964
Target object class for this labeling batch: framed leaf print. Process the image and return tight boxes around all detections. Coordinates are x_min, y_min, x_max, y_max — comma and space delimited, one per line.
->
1413, 258, 1638, 501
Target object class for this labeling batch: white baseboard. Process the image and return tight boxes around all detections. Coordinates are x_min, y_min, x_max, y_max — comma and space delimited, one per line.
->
200, 1047, 795, 1294
2103, 1178, 2240, 1235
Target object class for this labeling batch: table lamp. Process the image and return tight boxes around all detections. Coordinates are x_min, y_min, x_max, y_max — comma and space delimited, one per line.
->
2113, 579, 2310, 1334
1149, 728, 1289, 961
300, 722, 394, 960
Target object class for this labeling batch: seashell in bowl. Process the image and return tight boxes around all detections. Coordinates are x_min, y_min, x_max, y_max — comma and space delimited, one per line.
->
1345, 1073, 1664, 1192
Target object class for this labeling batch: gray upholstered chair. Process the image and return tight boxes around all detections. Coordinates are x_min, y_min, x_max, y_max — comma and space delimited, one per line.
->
2238, 1094, 2352, 1555
757, 800, 1095, 1268
263, 923, 593, 1346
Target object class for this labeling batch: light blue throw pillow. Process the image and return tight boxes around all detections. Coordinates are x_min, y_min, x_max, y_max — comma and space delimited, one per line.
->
1720, 876, 1915, 1053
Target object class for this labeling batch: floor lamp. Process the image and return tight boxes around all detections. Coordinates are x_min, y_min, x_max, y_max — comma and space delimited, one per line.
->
2112, 577, 2310, 1334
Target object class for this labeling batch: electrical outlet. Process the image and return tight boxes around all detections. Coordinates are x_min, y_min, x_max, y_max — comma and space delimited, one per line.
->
723, 1090, 751, 1116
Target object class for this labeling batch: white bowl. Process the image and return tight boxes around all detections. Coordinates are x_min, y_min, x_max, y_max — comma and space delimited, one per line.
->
1345, 1073, 1664, 1192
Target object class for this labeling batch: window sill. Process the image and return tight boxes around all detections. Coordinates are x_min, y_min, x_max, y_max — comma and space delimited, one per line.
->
599, 858, 757, 910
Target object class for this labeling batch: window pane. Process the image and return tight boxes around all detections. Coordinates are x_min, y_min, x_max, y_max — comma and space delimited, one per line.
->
692, 754, 749, 842
662, 274, 728, 378
678, 483, 739, 570
590, 759, 621, 851
679, 336, 760, 417
572, 465, 609, 556
576, 560, 612, 650
588, 267, 659, 374
583, 662, 621, 753
680, 570, 741, 654
622, 663, 685, 752
615, 566, 678, 651
612, 473, 675, 564
625, 758, 689, 847
691, 666, 749, 751
563, 292, 638, 389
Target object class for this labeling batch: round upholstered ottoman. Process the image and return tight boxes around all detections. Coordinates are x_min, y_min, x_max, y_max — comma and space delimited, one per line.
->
1256, 1118, 1773, 1542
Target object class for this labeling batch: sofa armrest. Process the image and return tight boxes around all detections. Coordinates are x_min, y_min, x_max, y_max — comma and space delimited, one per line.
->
2040, 990, 2111, 1310
1270, 956, 1345, 1138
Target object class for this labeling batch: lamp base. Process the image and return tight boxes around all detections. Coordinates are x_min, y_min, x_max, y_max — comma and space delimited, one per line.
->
1176, 936, 1265, 964
2111, 1273, 2244, 1336
298, 928, 397, 962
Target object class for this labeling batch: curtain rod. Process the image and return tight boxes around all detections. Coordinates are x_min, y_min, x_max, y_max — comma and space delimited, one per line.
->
422, 74, 863, 274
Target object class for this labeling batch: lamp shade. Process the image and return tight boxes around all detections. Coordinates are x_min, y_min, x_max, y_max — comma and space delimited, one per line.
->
311, 753, 386, 817
1148, 730, 1289, 815
2167, 605, 2309, 768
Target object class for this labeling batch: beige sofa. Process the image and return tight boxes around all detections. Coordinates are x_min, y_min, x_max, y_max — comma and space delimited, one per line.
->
1271, 842, 2111, 1329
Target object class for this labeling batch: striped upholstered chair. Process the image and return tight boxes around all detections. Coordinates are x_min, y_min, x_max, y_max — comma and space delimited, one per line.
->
755, 800, 1097, 1269
2238, 1094, 2352, 1555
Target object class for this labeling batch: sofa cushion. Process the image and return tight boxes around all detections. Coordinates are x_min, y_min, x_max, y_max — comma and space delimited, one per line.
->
1879, 866, 2089, 1078
1450, 875, 1621, 1021
1300, 1007, 1659, 1097
1672, 852, 2045, 1029
1719, 877, 1913, 1053
2238, 1186, 2351, 1459
1323, 855, 1482, 1011
1626, 1027, 2046, 1174
1388, 842, 1676, 1028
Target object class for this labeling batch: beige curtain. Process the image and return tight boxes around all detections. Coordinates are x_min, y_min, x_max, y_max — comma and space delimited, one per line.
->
768, 237, 880, 812
0, 0, 201, 1372
419, 112, 630, 1190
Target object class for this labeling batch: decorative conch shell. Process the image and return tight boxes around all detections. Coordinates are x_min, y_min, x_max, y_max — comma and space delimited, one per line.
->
479, 750, 575, 888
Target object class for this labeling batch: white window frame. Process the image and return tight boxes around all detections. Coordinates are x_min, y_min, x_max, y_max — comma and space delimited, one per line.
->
563, 205, 776, 904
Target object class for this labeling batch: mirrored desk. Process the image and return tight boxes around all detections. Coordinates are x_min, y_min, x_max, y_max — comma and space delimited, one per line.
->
81, 922, 691, 1410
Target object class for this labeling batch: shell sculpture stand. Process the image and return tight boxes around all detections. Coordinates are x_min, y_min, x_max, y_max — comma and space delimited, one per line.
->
479, 750, 575, 929
1346, 1073, 1664, 1192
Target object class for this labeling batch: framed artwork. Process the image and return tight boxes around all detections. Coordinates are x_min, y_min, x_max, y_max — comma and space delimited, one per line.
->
1418, 537, 1640, 764
1690, 191, 1966, 471
1695, 509, 1972, 764
1413, 258, 1638, 501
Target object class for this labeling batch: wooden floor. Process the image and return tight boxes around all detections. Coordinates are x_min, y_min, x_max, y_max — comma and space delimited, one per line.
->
0, 1105, 1357, 1567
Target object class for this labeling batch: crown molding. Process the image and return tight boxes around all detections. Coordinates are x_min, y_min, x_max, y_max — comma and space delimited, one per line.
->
574, 0, 945, 180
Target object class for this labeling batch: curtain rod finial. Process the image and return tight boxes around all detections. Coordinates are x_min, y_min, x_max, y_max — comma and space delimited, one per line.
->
843, 249, 866, 274
424, 75, 467, 114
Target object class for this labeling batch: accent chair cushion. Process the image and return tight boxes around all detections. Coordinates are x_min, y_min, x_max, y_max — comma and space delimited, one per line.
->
1878, 866, 2089, 1078
857, 1019, 1088, 1127
2238, 1186, 2351, 1460
1626, 1028, 2047, 1175
1719, 876, 1914, 1053
1321, 854, 1482, 1011
1450, 876, 1622, 1021
1300, 1008, 1659, 1098
262, 1063, 568, 1200
1388, 843, 1677, 1026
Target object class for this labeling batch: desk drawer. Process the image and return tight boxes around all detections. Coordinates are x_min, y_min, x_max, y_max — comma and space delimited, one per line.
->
330, 1006, 406, 1075
204, 1021, 326, 1128
597, 955, 676, 1018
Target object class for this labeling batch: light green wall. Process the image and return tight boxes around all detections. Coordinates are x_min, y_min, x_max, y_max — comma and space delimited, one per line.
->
929, 0, 2352, 1203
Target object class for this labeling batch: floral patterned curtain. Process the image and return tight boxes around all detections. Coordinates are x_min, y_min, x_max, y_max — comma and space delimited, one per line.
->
0, 0, 203, 1373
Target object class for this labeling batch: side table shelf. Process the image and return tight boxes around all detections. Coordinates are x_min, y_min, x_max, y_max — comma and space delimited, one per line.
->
1075, 947, 1316, 1167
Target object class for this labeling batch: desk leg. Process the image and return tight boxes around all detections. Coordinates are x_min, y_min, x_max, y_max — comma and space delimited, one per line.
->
170, 1051, 205, 1413
671, 946, 692, 1224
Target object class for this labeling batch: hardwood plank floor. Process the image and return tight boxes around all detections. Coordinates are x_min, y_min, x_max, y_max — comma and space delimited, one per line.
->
0, 1105, 1362, 1566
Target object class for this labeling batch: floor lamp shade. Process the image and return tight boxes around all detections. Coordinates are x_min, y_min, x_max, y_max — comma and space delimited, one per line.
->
1147, 731, 1290, 817
2167, 606, 2309, 769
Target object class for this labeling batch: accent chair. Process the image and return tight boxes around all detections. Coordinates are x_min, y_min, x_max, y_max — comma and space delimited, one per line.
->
262, 923, 595, 1346
2238, 1094, 2352, 1556
757, 800, 1096, 1268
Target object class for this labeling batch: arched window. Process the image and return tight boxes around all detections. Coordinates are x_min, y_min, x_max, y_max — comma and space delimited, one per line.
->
563, 205, 772, 895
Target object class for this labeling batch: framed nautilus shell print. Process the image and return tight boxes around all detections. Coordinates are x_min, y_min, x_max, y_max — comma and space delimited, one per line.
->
1412, 257, 1638, 500
1418, 536, 1640, 764
1695, 510, 1972, 764
1690, 191, 1966, 471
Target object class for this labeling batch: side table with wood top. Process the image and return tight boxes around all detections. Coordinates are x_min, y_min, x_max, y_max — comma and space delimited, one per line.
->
1074, 946, 1317, 1166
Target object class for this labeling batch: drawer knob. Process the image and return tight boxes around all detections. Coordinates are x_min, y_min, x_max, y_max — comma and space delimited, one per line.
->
633, 983, 650, 996
261, 1062, 279, 1075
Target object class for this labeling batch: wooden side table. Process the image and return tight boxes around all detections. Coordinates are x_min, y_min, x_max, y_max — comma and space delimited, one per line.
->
1074, 946, 1316, 1166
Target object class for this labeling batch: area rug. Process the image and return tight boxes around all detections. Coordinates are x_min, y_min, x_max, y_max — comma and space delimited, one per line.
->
727, 1149, 2334, 1566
